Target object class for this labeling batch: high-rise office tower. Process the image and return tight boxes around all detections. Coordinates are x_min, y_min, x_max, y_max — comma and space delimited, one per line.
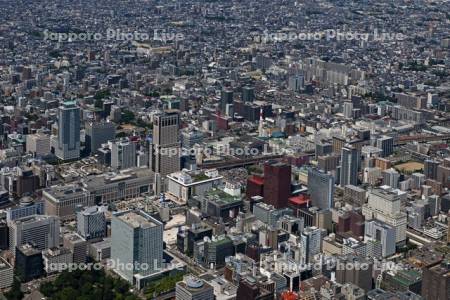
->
382, 168, 400, 189
111, 210, 163, 286
150, 111, 181, 177
85, 121, 116, 154
55, 101, 80, 160
15, 244, 44, 282
343, 102, 353, 119
26, 133, 51, 157
376, 136, 394, 158
241, 86, 255, 102
300, 226, 322, 264
315, 142, 333, 159
411, 172, 425, 189
263, 161, 291, 209
175, 276, 214, 300
220, 89, 234, 113
362, 188, 407, 244
77, 206, 107, 240
424, 159, 440, 180
364, 220, 396, 258
308, 168, 334, 210
288, 75, 304, 92
340, 146, 359, 187
0, 221, 9, 250
110, 139, 136, 170
8, 215, 60, 254
63, 232, 87, 264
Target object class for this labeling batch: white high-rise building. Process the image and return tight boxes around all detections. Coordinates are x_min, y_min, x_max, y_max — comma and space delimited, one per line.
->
300, 226, 322, 264
362, 187, 407, 244
364, 220, 396, 258
382, 168, 400, 189
110, 139, 136, 170
26, 133, 50, 157
343, 102, 354, 119
8, 215, 60, 254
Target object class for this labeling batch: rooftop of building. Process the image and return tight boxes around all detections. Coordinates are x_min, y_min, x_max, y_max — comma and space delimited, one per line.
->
167, 169, 222, 185
17, 243, 41, 256
90, 238, 111, 250
203, 188, 242, 205
42, 247, 72, 257
116, 210, 160, 229
79, 205, 107, 216
177, 276, 212, 292
64, 232, 86, 244
82, 168, 154, 188
43, 184, 88, 201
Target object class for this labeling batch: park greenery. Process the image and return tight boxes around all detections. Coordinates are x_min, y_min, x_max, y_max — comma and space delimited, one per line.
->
39, 269, 139, 300
144, 271, 185, 299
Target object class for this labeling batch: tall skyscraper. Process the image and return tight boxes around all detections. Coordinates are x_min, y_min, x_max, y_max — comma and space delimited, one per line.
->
424, 159, 440, 180
376, 136, 394, 157
315, 142, 333, 159
110, 139, 136, 170
308, 168, 334, 210
55, 101, 80, 160
288, 75, 304, 92
263, 161, 291, 209
343, 102, 354, 119
382, 168, 400, 189
300, 226, 322, 264
220, 89, 234, 113
85, 121, 116, 154
362, 188, 407, 244
150, 111, 181, 177
241, 86, 255, 102
111, 210, 163, 286
364, 220, 396, 258
340, 146, 359, 187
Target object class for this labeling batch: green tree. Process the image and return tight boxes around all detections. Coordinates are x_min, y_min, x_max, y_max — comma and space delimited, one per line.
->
5, 277, 23, 300
121, 110, 135, 123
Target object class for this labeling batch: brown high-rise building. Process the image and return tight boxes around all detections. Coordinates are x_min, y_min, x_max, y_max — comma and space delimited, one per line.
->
150, 110, 181, 177
246, 175, 264, 200
16, 170, 40, 197
375, 157, 391, 171
437, 160, 450, 189
263, 161, 291, 209
318, 154, 340, 172
447, 217, 450, 245
236, 277, 274, 300
335, 256, 373, 292
422, 261, 450, 300
332, 136, 346, 154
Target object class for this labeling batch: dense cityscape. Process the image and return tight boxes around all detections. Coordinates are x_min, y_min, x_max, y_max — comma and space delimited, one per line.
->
0, 0, 450, 299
